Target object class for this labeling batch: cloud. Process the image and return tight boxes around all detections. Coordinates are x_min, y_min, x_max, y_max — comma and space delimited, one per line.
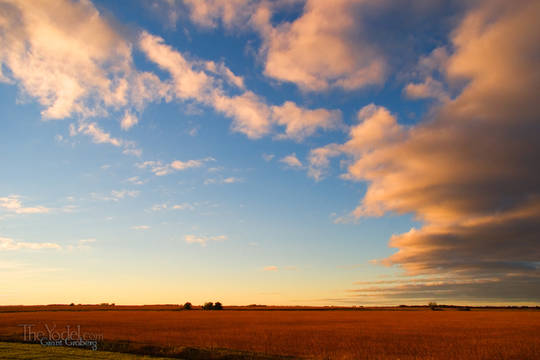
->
308, 0, 540, 301
346, 274, 540, 304
306, 104, 407, 181
120, 111, 138, 130
149, 202, 195, 211
138, 30, 341, 140
262, 153, 274, 162
126, 176, 146, 185
307, 144, 342, 181
132, 225, 150, 230
172, 203, 195, 210
0, 236, 61, 251
185, 234, 227, 246
204, 176, 243, 185
182, 0, 257, 29
262, 265, 297, 272
77, 238, 96, 246
272, 101, 342, 141
0, 0, 133, 119
0, 195, 50, 214
404, 77, 449, 102
150, 204, 168, 212
72, 122, 122, 147
69, 121, 142, 156
136, 157, 215, 176
252, 0, 386, 91
211, 91, 273, 138
205, 60, 245, 89
110, 190, 139, 200
280, 153, 303, 168
67, 238, 96, 251
91, 190, 139, 202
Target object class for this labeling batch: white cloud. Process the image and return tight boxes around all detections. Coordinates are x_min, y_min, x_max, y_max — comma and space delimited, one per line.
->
136, 157, 215, 176
74, 121, 122, 146
150, 202, 195, 211
272, 101, 342, 141
67, 238, 96, 251
280, 153, 303, 168
91, 190, 139, 202
0, 0, 133, 119
0, 195, 50, 214
306, 104, 404, 181
132, 225, 150, 230
70, 121, 142, 156
185, 234, 227, 246
252, 0, 386, 91
111, 190, 140, 200
150, 204, 168, 212
262, 153, 274, 162
204, 176, 243, 185
0, 236, 61, 251
172, 203, 195, 210
126, 176, 146, 185
205, 60, 245, 89
138, 30, 342, 140
120, 111, 139, 130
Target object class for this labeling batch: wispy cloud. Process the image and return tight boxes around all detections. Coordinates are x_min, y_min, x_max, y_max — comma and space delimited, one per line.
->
262, 265, 297, 272
67, 238, 96, 251
126, 176, 146, 185
0, 236, 61, 251
91, 190, 140, 202
280, 153, 303, 168
70, 121, 142, 156
0, 195, 50, 215
132, 225, 150, 230
136, 157, 215, 176
262, 153, 274, 162
185, 234, 227, 247
204, 176, 243, 185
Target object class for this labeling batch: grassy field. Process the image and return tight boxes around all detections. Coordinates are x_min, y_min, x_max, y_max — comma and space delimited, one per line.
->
0, 307, 539, 359
0, 341, 172, 360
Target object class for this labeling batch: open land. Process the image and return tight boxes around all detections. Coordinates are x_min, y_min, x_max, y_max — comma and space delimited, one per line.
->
0, 306, 539, 359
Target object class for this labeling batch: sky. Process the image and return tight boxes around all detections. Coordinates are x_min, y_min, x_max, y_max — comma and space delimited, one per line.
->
0, 0, 539, 306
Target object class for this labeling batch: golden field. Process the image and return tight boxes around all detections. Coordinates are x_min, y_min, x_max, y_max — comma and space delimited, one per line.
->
0, 307, 539, 359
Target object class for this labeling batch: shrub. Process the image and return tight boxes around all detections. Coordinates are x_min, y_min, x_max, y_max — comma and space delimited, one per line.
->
214, 302, 223, 310
202, 302, 214, 310
183, 302, 192, 310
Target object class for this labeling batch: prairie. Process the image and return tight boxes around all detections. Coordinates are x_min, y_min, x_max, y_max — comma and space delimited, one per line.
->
0, 307, 539, 359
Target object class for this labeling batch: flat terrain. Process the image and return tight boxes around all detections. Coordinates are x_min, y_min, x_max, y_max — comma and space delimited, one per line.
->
0, 341, 171, 360
0, 307, 539, 359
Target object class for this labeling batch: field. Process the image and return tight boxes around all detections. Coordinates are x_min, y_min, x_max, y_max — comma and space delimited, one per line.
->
0, 307, 539, 359
0, 341, 171, 360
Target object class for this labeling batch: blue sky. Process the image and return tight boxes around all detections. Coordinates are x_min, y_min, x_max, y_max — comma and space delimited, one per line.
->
1, 0, 539, 305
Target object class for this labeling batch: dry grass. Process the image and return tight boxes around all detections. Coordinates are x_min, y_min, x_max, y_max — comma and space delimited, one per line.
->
0, 308, 539, 359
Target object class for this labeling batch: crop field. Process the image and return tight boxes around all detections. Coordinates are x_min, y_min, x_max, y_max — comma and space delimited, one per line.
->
0, 307, 539, 359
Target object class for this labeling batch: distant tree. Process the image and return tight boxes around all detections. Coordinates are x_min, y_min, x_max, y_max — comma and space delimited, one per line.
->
183, 302, 192, 310
202, 302, 214, 310
214, 302, 223, 310
69, 303, 75, 306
